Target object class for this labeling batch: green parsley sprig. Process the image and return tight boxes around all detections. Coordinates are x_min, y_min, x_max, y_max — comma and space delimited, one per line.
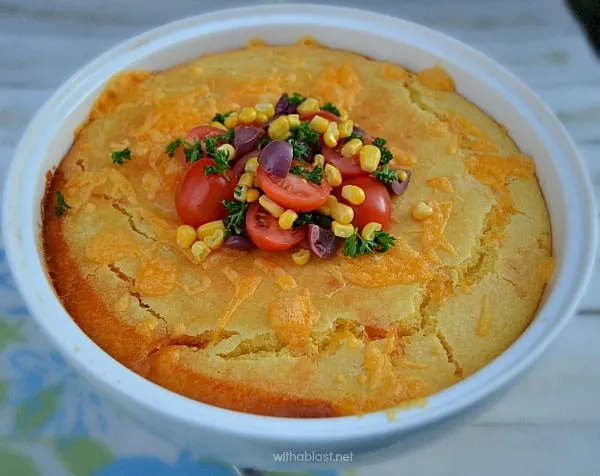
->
222, 200, 249, 236
287, 121, 320, 161
111, 147, 131, 165
165, 138, 182, 157
204, 148, 231, 180
343, 229, 396, 257
372, 137, 394, 165
372, 164, 398, 185
346, 132, 364, 144
284, 92, 306, 106
293, 211, 333, 229
290, 165, 323, 185
322, 102, 341, 116
55, 191, 71, 217
212, 111, 234, 124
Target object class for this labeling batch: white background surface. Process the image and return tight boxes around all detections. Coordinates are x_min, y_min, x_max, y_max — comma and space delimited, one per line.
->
1, 0, 599, 474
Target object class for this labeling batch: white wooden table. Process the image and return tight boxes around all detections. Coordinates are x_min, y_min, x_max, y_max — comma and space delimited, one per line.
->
1, 1, 599, 474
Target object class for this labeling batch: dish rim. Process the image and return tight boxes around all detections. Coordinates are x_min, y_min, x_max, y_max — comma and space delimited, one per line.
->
2, 4, 597, 443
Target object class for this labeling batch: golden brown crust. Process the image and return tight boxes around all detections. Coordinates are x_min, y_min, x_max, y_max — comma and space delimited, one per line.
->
42, 41, 552, 417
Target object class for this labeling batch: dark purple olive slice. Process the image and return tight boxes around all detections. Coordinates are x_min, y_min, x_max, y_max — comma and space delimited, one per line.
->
352, 125, 367, 137
224, 235, 255, 250
389, 169, 411, 195
308, 224, 340, 259
274, 94, 297, 116
258, 140, 293, 177
234, 127, 261, 158
232, 149, 260, 179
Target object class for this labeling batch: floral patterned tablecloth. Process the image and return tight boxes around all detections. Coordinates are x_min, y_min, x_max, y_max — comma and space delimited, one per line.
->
0, 248, 338, 476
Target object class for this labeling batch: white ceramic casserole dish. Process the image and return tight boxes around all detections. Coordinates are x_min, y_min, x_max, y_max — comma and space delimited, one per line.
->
2, 4, 597, 471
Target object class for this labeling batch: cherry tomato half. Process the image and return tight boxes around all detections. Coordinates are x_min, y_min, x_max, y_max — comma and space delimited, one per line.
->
174, 126, 225, 165
246, 202, 306, 251
300, 110, 341, 123
175, 158, 236, 228
257, 166, 331, 212
336, 175, 392, 230
322, 144, 368, 178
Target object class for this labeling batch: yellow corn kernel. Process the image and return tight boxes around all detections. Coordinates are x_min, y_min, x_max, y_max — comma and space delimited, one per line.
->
255, 112, 268, 124
259, 195, 284, 218
318, 195, 338, 216
297, 97, 319, 114
287, 114, 301, 129
255, 103, 275, 118
238, 172, 255, 188
239, 107, 257, 124
309, 115, 330, 134
338, 120, 354, 138
268, 116, 290, 140
339, 109, 349, 121
234, 184, 248, 202
292, 249, 311, 266
341, 138, 363, 158
278, 209, 298, 230
313, 153, 325, 168
176, 225, 196, 249
323, 122, 339, 147
341, 185, 366, 205
197, 220, 226, 240
397, 169, 409, 182
359, 144, 381, 172
218, 143, 236, 160
332, 221, 355, 238
246, 188, 260, 202
244, 156, 259, 173
209, 121, 228, 131
324, 163, 342, 187
332, 203, 354, 225
412, 201, 434, 220
224, 113, 238, 129
191, 240, 211, 262
362, 222, 382, 241
204, 229, 225, 250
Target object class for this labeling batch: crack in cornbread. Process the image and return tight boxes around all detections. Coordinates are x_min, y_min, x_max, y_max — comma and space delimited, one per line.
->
42, 41, 552, 417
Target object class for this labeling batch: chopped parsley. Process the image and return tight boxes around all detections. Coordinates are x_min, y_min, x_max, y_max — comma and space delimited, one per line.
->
55, 191, 71, 217
346, 132, 364, 144
111, 147, 131, 165
372, 164, 398, 185
290, 165, 323, 185
165, 138, 182, 157
287, 121, 321, 161
204, 136, 218, 157
322, 102, 340, 116
212, 111, 234, 124
293, 211, 333, 229
218, 128, 235, 144
372, 137, 394, 165
343, 229, 396, 257
258, 134, 271, 149
222, 200, 249, 236
283, 92, 305, 106
183, 138, 203, 164
204, 148, 231, 179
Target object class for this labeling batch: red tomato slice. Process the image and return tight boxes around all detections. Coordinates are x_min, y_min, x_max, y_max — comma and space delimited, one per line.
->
300, 110, 341, 123
246, 202, 306, 251
336, 175, 392, 230
257, 166, 331, 212
175, 158, 236, 228
174, 126, 226, 165
322, 145, 368, 178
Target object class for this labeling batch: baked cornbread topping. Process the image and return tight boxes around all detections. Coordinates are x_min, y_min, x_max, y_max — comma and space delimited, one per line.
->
43, 40, 553, 417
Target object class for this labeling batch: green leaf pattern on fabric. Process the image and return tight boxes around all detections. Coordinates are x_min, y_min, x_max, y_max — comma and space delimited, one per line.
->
0, 319, 24, 351
0, 448, 40, 476
14, 385, 60, 436
56, 438, 113, 476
